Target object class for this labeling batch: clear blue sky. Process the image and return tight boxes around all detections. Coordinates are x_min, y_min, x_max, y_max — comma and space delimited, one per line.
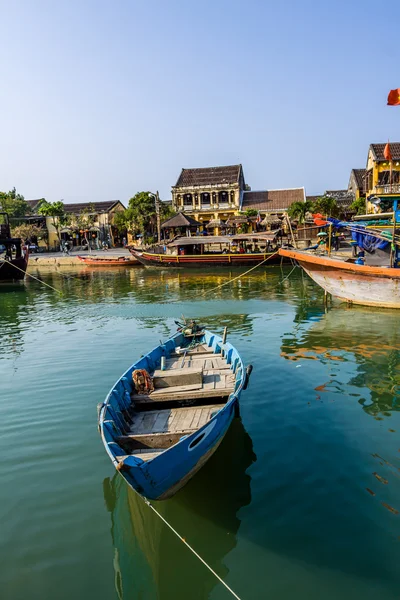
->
1, 0, 400, 204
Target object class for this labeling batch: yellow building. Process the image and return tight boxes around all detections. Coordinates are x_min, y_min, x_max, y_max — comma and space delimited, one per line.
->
171, 164, 305, 233
172, 164, 245, 228
365, 143, 400, 216
46, 200, 126, 250
347, 169, 366, 200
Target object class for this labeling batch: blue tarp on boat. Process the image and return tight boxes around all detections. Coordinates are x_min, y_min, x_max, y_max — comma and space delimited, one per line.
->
327, 218, 389, 253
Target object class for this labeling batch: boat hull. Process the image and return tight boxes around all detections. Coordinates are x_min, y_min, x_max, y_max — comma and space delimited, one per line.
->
0, 255, 29, 282
77, 255, 139, 266
99, 329, 246, 500
279, 249, 400, 308
129, 248, 284, 268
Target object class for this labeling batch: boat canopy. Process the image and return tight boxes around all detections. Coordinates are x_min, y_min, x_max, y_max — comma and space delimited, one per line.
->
166, 232, 280, 247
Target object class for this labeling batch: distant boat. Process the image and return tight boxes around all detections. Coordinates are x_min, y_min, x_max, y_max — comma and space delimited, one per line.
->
77, 255, 139, 267
98, 320, 252, 500
129, 233, 289, 268
0, 212, 29, 282
279, 248, 400, 308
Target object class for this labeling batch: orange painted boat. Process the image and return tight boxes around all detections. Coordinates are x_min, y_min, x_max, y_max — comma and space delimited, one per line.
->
279, 248, 400, 309
77, 255, 139, 267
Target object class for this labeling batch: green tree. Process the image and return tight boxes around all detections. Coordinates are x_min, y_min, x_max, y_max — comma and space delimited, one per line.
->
0, 188, 31, 221
287, 200, 314, 224
313, 195, 339, 218
350, 197, 366, 216
75, 202, 96, 230
38, 201, 70, 243
117, 192, 175, 238
244, 208, 258, 217
12, 223, 47, 243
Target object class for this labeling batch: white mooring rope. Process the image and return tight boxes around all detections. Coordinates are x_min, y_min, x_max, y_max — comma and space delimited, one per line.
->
143, 497, 242, 600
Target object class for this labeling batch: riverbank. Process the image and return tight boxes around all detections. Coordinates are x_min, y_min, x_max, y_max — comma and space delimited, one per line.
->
27, 248, 133, 267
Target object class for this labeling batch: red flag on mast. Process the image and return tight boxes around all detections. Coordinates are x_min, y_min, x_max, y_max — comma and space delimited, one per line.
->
384, 142, 393, 161
387, 89, 400, 106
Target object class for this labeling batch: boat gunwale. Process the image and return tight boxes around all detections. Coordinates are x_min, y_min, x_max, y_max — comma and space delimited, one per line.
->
279, 248, 400, 278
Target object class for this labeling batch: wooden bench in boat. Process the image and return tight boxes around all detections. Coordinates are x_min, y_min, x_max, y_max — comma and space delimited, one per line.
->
116, 404, 225, 460
131, 345, 235, 405
128, 404, 225, 435
118, 343, 235, 465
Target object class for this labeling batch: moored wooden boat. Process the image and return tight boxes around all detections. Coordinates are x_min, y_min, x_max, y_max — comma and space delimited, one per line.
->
0, 212, 29, 282
279, 248, 400, 308
98, 321, 252, 500
129, 233, 288, 268
77, 255, 139, 266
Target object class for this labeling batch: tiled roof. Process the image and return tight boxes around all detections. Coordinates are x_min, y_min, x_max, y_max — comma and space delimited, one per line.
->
306, 195, 321, 203
370, 143, 400, 161
161, 212, 200, 228
326, 190, 355, 209
175, 165, 242, 187
242, 188, 305, 212
62, 201, 124, 214
352, 168, 367, 192
26, 199, 45, 210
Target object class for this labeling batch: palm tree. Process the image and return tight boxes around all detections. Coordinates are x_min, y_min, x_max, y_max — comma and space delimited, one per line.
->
288, 200, 314, 224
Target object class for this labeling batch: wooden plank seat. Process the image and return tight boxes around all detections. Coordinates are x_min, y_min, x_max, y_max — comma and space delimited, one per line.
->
116, 448, 163, 463
116, 404, 225, 460
129, 405, 225, 436
153, 367, 203, 388
117, 431, 195, 452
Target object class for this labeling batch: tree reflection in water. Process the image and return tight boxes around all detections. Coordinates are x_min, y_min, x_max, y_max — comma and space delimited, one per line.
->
281, 302, 400, 418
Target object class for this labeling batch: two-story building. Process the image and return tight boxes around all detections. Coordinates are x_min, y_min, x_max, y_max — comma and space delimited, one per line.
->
171, 164, 305, 232
348, 169, 366, 200
365, 143, 400, 217
172, 164, 246, 227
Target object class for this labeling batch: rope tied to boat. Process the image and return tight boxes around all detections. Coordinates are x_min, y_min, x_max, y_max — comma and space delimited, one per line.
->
198, 250, 280, 297
143, 497, 242, 600
5, 258, 64, 295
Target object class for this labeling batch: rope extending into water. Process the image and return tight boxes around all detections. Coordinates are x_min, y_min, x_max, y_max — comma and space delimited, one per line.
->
199, 250, 280, 297
143, 497, 242, 600
5, 259, 63, 295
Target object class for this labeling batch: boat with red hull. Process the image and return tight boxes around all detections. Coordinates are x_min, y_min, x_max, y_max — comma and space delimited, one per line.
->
279, 248, 400, 309
0, 212, 29, 282
77, 255, 139, 267
129, 233, 288, 268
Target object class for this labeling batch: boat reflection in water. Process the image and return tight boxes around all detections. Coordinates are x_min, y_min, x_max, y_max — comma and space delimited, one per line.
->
281, 304, 400, 417
103, 418, 256, 600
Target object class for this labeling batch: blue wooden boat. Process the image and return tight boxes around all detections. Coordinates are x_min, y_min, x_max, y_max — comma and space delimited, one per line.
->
98, 322, 251, 500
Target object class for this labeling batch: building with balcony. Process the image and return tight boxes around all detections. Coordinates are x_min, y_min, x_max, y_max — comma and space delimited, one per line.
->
172, 164, 305, 232
366, 143, 400, 215
172, 164, 246, 227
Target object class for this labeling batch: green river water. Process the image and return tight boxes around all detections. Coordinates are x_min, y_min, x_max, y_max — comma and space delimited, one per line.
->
1, 265, 400, 600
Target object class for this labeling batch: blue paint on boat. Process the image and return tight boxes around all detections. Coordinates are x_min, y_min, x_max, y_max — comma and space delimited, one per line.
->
98, 329, 247, 500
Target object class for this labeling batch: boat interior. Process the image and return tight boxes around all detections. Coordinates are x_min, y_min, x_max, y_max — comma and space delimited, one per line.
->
115, 342, 236, 464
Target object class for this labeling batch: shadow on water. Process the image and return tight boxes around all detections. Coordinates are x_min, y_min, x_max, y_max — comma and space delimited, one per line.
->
103, 418, 256, 600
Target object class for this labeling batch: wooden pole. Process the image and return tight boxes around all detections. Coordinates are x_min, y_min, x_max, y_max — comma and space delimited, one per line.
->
390, 211, 396, 268
328, 223, 332, 256
285, 213, 297, 248
156, 191, 161, 244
